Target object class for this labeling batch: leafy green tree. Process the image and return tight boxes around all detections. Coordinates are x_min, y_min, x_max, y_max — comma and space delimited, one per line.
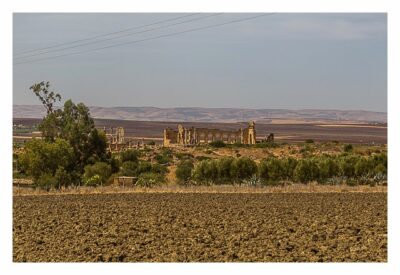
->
58, 100, 108, 171
83, 162, 112, 186
18, 138, 74, 182
30, 82, 109, 173
30, 81, 61, 115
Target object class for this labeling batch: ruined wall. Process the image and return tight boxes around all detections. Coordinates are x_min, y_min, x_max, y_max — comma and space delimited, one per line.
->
163, 121, 256, 147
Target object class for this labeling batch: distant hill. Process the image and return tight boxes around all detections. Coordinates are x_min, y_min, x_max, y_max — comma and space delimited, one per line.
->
13, 105, 387, 124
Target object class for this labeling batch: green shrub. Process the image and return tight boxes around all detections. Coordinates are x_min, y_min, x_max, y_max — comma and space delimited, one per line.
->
317, 157, 339, 181
136, 172, 163, 187
176, 160, 194, 184
344, 144, 353, 152
84, 175, 102, 187
83, 162, 112, 186
338, 155, 358, 178
136, 161, 152, 174
354, 157, 373, 178
281, 157, 298, 181
209, 140, 226, 148
120, 161, 139, 177
231, 157, 257, 181
258, 157, 284, 183
36, 173, 57, 190
120, 149, 140, 163
154, 153, 171, 165
217, 157, 234, 182
18, 138, 74, 181
54, 166, 71, 189
175, 152, 194, 160
151, 163, 168, 175
374, 164, 387, 175
195, 155, 210, 161
294, 159, 319, 183
255, 142, 278, 148
193, 159, 219, 184
305, 139, 314, 144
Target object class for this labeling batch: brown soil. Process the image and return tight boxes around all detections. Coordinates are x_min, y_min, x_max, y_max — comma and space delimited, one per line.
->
13, 118, 387, 144
13, 193, 386, 262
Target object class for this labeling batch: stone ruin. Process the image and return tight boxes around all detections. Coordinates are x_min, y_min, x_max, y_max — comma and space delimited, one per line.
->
163, 121, 257, 147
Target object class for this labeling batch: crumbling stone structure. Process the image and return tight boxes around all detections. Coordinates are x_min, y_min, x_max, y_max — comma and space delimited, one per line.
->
103, 126, 129, 151
163, 121, 256, 147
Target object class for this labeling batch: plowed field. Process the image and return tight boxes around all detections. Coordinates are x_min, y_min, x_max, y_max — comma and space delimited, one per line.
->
13, 193, 387, 262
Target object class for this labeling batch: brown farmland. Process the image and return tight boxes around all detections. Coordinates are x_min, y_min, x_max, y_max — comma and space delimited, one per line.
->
13, 192, 387, 262
13, 118, 387, 144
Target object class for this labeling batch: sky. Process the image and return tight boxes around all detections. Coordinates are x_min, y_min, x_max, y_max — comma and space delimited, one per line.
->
13, 13, 387, 112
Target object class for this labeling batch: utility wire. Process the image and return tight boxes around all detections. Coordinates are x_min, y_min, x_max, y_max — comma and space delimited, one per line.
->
13, 13, 200, 57
14, 13, 274, 66
14, 13, 222, 61
14, 13, 222, 60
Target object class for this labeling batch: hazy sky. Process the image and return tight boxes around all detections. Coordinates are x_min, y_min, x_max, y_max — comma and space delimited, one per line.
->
13, 13, 387, 112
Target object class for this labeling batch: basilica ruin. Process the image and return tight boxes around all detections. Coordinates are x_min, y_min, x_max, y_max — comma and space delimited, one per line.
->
163, 121, 257, 147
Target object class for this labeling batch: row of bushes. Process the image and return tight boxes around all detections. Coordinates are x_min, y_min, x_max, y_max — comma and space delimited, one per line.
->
30, 148, 169, 189
176, 153, 387, 186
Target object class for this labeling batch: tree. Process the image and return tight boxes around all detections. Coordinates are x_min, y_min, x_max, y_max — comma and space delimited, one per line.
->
32, 86, 108, 173
30, 81, 61, 115
18, 138, 74, 182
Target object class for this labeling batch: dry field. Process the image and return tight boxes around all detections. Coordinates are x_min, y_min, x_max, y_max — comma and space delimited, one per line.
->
13, 192, 387, 262
13, 118, 387, 144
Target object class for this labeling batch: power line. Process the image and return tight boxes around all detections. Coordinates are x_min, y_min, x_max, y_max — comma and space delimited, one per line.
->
14, 13, 201, 56
14, 13, 275, 66
14, 13, 222, 60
